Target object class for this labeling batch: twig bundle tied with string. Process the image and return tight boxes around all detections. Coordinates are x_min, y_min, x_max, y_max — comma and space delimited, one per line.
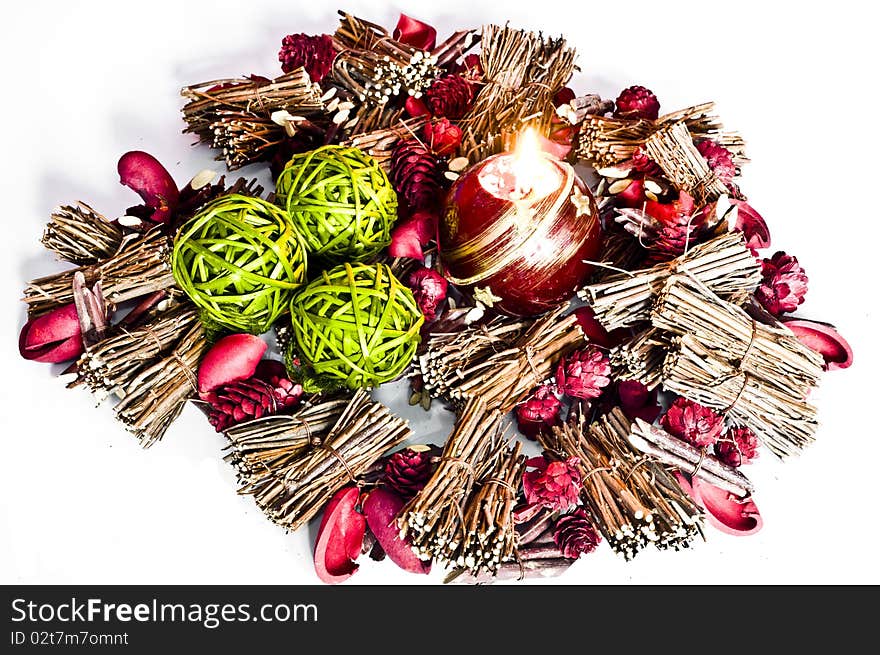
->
222, 395, 350, 486
243, 390, 410, 532
580, 232, 762, 331
42, 202, 124, 265
181, 68, 326, 168
644, 122, 729, 204
539, 408, 704, 560
72, 304, 199, 402
23, 228, 175, 317
652, 274, 825, 396
418, 306, 584, 412
341, 116, 428, 171
459, 23, 575, 160
399, 398, 512, 568
114, 320, 208, 448
577, 102, 747, 170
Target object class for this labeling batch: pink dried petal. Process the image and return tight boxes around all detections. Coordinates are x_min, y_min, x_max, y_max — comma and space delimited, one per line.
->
117, 151, 179, 224
782, 318, 853, 371
19, 303, 84, 363
197, 333, 267, 397
363, 488, 430, 575
690, 476, 763, 536
388, 211, 437, 260
313, 486, 365, 584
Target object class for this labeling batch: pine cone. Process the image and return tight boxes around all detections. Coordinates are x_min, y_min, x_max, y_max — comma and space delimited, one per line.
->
425, 74, 475, 120
523, 456, 582, 512
390, 139, 444, 212
205, 379, 279, 433
756, 251, 808, 316
714, 426, 760, 467
695, 139, 737, 185
660, 397, 723, 448
555, 346, 612, 400
553, 508, 601, 559
278, 33, 336, 81
614, 85, 660, 120
516, 385, 562, 440
384, 447, 437, 498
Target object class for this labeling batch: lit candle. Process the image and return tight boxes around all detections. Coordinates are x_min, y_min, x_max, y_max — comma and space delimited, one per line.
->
439, 128, 602, 317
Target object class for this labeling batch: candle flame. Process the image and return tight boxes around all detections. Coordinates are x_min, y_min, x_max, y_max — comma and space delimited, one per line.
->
511, 127, 558, 199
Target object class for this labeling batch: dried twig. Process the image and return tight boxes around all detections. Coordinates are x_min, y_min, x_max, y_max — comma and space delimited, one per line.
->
42, 202, 124, 265
645, 122, 729, 204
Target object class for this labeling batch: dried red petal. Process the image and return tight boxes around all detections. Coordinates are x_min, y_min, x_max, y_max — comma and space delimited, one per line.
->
685, 475, 763, 536
19, 303, 83, 363
392, 14, 437, 51
313, 486, 365, 584
363, 488, 430, 575
781, 318, 853, 371
197, 334, 267, 397
618, 380, 661, 424
117, 151, 179, 224
389, 210, 438, 261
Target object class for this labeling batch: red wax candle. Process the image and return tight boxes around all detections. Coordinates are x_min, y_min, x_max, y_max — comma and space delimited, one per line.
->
439, 132, 601, 317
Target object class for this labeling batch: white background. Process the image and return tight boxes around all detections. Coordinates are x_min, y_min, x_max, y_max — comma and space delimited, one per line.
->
2, 0, 878, 584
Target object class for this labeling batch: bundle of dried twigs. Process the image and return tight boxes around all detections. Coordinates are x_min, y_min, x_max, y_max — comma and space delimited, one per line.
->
577, 102, 747, 169
663, 335, 819, 457
418, 306, 584, 412
42, 202, 124, 265
341, 116, 428, 170
222, 395, 350, 486
580, 232, 761, 331
114, 319, 208, 448
609, 327, 668, 390
399, 398, 510, 568
73, 304, 199, 402
181, 69, 327, 168
645, 122, 729, 204
460, 24, 576, 160
539, 408, 703, 560
244, 390, 410, 532
23, 229, 175, 317
652, 274, 825, 396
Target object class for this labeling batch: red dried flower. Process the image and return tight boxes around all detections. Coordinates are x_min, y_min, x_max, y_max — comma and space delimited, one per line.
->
423, 118, 462, 156
523, 456, 582, 512
384, 447, 437, 498
553, 508, 601, 559
516, 385, 562, 440
756, 251, 808, 316
556, 346, 612, 400
456, 53, 483, 81
660, 397, 724, 448
614, 85, 660, 121
406, 266, 448, 321
279, 34, 336, 81
425, 74, 475, 120
714, 426, 760, 467
696, 139, 737, 185
19, 303, 83, 363
631, 147, 662, 176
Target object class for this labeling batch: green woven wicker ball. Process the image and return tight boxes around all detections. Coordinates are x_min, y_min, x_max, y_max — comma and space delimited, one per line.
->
172, 194, 307, 334
275, 145, 397, 263
289, 262, 424, 390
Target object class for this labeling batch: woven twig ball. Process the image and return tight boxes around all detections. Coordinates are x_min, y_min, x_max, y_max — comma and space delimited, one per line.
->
289, 262, 424, 390
275, 145, 397, 263
172, 194, 307, 334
